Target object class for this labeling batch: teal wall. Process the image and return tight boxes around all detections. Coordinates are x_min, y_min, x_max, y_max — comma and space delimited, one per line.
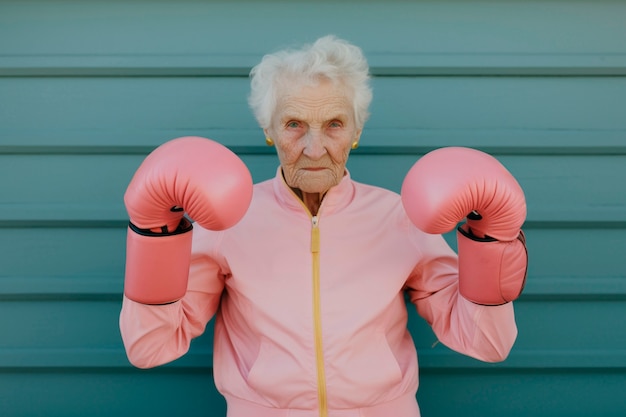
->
1, 1, 625, 416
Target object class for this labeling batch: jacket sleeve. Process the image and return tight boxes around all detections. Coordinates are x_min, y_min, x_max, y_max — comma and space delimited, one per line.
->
119, 227, 225, 369
405, 228, 518, 363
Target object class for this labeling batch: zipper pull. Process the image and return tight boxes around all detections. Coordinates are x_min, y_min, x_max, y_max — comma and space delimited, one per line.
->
311, 216, 320, 254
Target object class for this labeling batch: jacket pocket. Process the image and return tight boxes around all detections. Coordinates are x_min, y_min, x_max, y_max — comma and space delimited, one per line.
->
329, 330, 405, 406
246, 340, 311, 406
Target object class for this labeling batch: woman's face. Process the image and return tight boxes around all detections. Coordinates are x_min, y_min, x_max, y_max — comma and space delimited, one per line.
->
264, 78, 362, 195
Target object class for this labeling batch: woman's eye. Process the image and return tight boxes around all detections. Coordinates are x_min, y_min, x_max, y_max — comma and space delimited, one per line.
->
286, 121, 300, 129
328, 120, 342, 128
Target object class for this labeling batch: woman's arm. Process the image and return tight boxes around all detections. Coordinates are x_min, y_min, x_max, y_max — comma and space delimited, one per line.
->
406, 230, 517, 363
119, 228, 225, 368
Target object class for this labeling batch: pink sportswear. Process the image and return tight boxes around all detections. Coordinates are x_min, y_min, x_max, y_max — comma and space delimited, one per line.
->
120, 168, 518, 417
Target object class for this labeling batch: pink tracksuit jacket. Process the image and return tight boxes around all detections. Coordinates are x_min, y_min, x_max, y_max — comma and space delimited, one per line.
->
119, 168, 518, 417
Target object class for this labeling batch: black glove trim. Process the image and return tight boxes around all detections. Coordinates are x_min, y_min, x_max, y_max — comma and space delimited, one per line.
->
457, 225, 497, 242
128, 217, 193, 237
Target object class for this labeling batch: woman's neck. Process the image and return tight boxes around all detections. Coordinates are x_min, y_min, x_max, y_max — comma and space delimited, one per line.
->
292, 188, 323, 216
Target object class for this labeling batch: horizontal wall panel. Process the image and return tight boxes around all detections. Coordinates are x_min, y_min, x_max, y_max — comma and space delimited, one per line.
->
1, 369, 623, 417
1, 272, 623, 302
522, 276, 626, 300
2, 274, 624, 303
407, 300, 626, 367
369, 78, 626, 132
2, 1, 626, 76
0, 300, 125, 349
3, 346, 626, 371
0, 154, 279, 225
2, 77, 626, 153
3, 1, 626, 81
0, 370, 226, 417
0, 276, 121, 300
3, 54, 626, 77
0, 155, 135, 215
2, 130, 626, 156
511, 300, 626, 353
417, 370, 626, 417
521, 228, 626, 279
419, 349, 626, 370
349, 154, 626, 225
0, 227, 126, 278
1, 154, 624, 225
0, 77, 254, 133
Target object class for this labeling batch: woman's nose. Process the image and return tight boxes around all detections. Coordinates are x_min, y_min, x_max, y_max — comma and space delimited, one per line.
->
303, 130, 327, 160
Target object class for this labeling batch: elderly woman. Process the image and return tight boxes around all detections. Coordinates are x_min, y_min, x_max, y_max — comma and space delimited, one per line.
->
120, 36, 528, 417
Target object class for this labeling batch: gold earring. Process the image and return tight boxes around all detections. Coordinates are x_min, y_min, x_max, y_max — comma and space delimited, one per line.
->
265, 137, 274, 146
351, 141, 359, 150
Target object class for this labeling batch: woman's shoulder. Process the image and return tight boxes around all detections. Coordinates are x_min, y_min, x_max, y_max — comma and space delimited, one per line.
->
351, 179, 400, 200
348, 179, 406, 220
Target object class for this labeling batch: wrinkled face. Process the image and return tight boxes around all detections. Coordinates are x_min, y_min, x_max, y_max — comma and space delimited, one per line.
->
264, 78, 362, 195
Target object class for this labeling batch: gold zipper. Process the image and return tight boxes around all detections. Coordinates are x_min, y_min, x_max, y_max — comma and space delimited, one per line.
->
283, 182, 328, 417
310, 215, 328, 417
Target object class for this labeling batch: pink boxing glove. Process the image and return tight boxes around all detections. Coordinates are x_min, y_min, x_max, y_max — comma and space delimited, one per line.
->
123, 136, 253, 305
401, 147, 528, 305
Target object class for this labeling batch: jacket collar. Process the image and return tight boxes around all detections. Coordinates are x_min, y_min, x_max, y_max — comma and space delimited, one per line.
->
272, 166, 355, 216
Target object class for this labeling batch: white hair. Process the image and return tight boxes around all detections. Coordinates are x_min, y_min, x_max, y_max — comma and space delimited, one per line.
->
248, 35, 373, 130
